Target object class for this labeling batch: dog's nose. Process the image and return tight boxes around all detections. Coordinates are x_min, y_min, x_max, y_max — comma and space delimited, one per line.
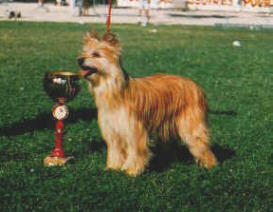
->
77, 57, 85, 66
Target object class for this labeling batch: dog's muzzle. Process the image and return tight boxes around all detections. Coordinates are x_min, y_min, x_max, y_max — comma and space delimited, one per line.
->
78, 58, 98, 78
79, 66, 98, 78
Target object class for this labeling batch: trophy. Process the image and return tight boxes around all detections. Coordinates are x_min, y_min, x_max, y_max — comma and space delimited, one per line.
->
43, 71, 80, 166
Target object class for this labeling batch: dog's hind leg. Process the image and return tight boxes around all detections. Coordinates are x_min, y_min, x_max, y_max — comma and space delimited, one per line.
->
121, 122, 151, 177
177, 111, 217, 169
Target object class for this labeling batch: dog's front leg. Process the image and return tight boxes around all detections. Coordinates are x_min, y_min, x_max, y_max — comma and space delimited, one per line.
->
98, 112, 127, 171
121, 122, 151, 177
105, 136, 127, 170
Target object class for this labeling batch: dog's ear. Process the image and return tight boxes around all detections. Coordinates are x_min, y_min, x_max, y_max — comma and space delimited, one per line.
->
84, 32, 100, 43
102, 33, 120, 49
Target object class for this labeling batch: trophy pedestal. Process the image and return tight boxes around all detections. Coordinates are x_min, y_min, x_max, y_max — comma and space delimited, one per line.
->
43, 104, 71, 167
44, 156, 74, 167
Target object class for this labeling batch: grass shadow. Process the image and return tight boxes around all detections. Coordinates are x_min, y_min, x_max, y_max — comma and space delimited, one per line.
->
0, 106, 236, 170
149, 141, 193, 172
89, 139, 106, 152
70, 139, 106, 161
0, 107, 97, 136
149, 141, 235, 172
169, 14, 236, 19
212, 144, 236, 163
0, 151, 33, 163
209, 109, 237, 116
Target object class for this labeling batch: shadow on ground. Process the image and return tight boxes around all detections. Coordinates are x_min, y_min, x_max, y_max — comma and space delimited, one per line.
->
169, 14, 236, 19
0, 107, 236, 136
148, 109, 236, 171
73, 138, 235, 173
0, 107, 97, 136
209, 109, 237, 116
149, 141, 235, 172
0, 107, 235, 171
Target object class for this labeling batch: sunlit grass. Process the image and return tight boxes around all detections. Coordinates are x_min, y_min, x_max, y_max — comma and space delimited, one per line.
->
0, 21, 272, 212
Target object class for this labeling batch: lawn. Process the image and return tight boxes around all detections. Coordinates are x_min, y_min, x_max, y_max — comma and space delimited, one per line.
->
0, 21, 272, 212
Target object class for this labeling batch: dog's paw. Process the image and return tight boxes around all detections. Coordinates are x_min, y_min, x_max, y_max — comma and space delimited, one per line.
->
105, 165, 120, 171
196, 157, 218, 170
125, 169, 140, 177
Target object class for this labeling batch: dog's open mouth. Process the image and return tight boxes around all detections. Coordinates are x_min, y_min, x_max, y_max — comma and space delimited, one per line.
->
80, 66, 98, 78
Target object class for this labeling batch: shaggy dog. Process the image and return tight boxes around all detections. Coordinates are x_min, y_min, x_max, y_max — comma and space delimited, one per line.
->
78, 32, 217, 176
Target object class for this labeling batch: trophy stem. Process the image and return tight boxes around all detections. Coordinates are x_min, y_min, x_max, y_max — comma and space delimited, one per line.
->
44, 102, 73, 167
50, 120, 65, 158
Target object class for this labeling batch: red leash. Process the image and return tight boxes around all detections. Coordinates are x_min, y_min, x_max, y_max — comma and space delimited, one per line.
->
106, 0, 112, 33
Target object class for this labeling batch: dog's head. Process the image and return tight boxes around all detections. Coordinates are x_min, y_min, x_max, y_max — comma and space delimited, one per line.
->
78, 32, 122, 85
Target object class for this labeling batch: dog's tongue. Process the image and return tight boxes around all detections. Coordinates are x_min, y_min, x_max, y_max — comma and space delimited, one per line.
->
80, 70, 90, 77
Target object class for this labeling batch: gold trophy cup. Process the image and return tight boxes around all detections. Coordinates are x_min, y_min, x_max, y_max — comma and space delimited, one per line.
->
43, 71, 80, 166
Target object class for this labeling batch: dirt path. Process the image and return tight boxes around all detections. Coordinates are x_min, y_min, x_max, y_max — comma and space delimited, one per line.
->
1, 2, 273, 26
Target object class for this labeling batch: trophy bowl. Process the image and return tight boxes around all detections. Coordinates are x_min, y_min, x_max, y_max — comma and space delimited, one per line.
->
44, 71, 81, 102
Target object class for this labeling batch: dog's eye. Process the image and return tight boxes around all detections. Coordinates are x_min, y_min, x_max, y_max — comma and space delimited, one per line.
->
92, 52, 100, 58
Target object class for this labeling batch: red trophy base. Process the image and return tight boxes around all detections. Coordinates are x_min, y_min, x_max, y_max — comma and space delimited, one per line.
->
44, 103, 73, 167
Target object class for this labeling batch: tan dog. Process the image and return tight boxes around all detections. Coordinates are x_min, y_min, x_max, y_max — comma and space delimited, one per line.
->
78, 32, 217, 176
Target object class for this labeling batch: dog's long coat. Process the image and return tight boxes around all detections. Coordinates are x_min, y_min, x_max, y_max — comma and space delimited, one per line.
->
79, 32, 217, 176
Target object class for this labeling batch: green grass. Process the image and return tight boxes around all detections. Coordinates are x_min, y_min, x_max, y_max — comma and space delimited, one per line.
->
0, 21, 272, 212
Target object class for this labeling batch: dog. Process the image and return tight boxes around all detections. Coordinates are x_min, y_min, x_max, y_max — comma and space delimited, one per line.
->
7, 10, 21, 19
78, 32, 217, 176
